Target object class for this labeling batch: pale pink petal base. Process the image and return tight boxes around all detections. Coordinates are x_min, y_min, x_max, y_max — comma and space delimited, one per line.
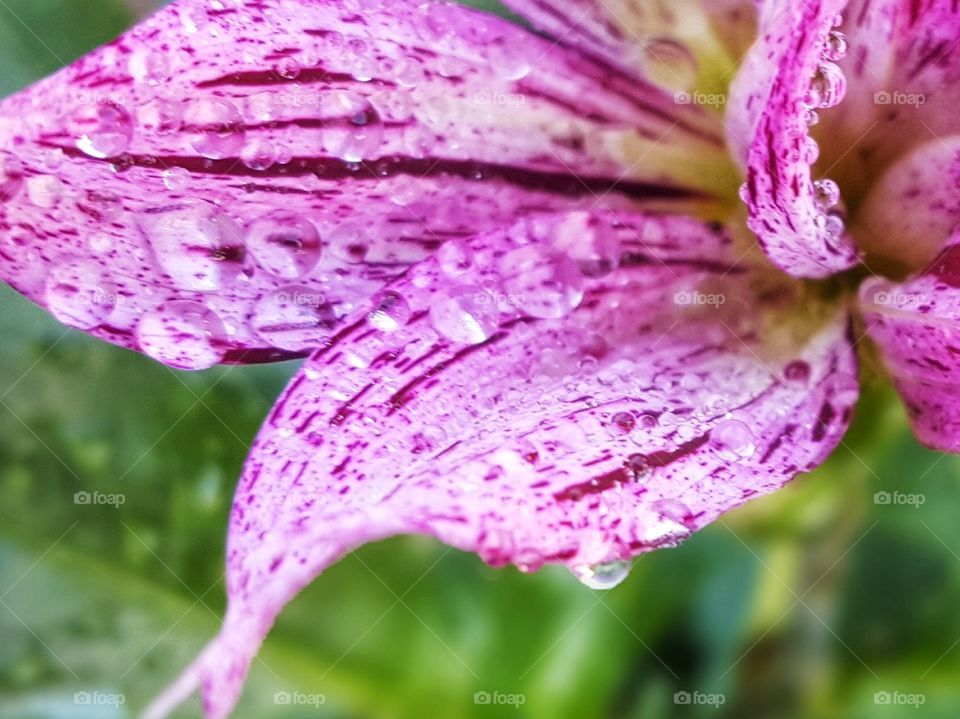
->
145, 210, 859, 718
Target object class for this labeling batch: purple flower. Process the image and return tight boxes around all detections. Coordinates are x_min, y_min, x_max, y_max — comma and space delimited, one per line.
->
0, 0, 958, 715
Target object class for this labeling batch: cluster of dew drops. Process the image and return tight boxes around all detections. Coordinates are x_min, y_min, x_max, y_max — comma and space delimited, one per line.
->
41, 28, 610, 375
19, 2, 828, 591
25, 3, 542, 371
739, 19, 849, 249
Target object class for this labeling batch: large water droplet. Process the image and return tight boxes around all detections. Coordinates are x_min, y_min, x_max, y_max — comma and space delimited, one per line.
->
137, 201, 245, 291
246, 211, 321, 279
639, 38, 699, 92
322, 92, 383, 162
240, 139, 277, 171
430, 286, 500, 344
574, 560, 631, 590
251, 285, 338, 351
710, 419, 756, 461
393, 56, 426, 87
501, 246, 584, 319
486, 39, 531, 81
68, 103, 133, 158
45, 259, 118, 329
138, 99, 183, 136
136, 300, 227, 370
808, 62, 846, 109
824, 30, 848, 62
368, 290, 411, 332
552, 213, 621, 277
184, 98, 245, 159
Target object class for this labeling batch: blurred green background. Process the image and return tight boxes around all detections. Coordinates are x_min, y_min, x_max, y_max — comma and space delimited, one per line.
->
2, 1, 960, 717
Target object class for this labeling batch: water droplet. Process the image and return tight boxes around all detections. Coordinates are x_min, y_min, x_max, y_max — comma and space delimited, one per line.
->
240, 138, 277, 170
437, 239, 473, 276
246, 211, 321, 279
137, 201, 245, 291
162, 167, 190, 191
69, 103, 133, 158
822, 212, 846, 247
784, 359, 811, 383
824, 30, 848, 62
801, 136, 821, 165
486, 40, 531, 81
393, 56, 425, 87
608, 411, 636, 435
501, 246, 584, 319
251, 285, 338, 351
430, 286, 500, 344
808, 62, 846, 109
328, 223, 371, 264
45, 259, 118, 329
552, 213, 620, 278
813, 178, 841, 209
652, 498, 696, 530
25, 174, 64, 208
136, 300, 227, 370
574, 560, 631, 590
129, 48, 170, 83
640, 38, 699, 92
138, 99, 183, 135
276, 57, 301, 80
710, 419, 756, 461
625, 453, 652, 481
368, 290, 411, 332
322, 92, 383, 162
184, 98, 245, 159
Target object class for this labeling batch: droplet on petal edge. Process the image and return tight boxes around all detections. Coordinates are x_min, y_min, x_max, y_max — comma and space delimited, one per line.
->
136, 300, 227, 370
573, 560, 632, 590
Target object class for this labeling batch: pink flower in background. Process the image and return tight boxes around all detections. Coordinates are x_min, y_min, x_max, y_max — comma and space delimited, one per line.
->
0, 0, 958, 716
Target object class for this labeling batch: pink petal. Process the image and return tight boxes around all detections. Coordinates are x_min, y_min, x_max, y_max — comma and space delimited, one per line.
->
730, 0, 860, 278
145, 209, 859, 718
0, 0, 717, 368
861, 232, 960, 451
854, 136, 960, 274
818, 1, 960, 247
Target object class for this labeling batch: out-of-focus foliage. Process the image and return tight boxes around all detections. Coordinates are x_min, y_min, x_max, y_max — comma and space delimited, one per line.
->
2, 2, 960, 718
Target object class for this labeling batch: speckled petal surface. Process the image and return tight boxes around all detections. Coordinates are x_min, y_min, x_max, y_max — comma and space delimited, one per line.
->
861, 233, 960, 451
732, 0, 861, 278
144, 209, 859, 718
0, 0, 724, 367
